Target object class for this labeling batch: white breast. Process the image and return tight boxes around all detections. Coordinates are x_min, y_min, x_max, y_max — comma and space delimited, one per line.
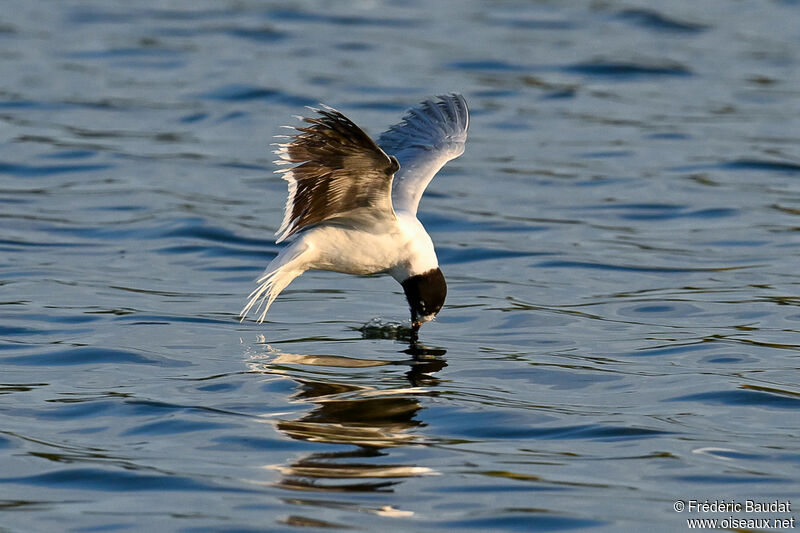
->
296, 212, 439, 281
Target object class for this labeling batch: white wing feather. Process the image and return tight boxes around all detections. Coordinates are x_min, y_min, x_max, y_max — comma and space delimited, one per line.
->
378, 94, 469, 215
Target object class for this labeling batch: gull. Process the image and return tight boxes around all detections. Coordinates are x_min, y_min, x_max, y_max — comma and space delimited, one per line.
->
240, 94, 469, 330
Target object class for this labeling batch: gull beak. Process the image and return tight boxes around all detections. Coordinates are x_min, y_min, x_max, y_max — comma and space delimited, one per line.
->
412, 313, 436, 330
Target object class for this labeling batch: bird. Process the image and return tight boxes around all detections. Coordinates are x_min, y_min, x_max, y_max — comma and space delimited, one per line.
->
240, 93, 469, 331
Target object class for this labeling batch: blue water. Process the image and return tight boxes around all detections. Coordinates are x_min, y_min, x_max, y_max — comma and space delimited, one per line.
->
2, 1, 799, 531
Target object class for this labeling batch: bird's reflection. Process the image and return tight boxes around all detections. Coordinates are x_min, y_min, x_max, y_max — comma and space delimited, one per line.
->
403, 342, 447, 387
247, 328, 446, 501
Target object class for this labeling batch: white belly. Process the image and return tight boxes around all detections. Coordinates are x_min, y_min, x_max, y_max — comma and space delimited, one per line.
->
297, 213, 439, 279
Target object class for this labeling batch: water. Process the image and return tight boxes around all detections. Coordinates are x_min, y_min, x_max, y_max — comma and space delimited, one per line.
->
1, 1, 799, 531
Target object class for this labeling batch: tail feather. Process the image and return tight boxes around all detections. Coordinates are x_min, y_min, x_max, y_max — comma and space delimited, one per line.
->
240, 243, 309, 323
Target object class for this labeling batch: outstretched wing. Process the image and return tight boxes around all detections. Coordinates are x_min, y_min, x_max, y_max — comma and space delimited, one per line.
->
378, 94, 469, 215
274, 106, 400, 243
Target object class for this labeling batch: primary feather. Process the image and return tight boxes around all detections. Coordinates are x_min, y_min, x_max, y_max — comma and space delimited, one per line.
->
275, 106, 399, 243
379, 94, 469, 215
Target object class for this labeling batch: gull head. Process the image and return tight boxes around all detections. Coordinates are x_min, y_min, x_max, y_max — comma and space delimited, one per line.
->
401, 267, 447, 330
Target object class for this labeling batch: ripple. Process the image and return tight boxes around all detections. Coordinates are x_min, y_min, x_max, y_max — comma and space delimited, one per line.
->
67, 6, 235, 25
702, 356, 749, 364
534, 260, 735, 273
0, 435, 15, 449
692, 447, 765, 461
151, 25, 289, 44
626, 342, 714, 357
209, 435, 319, 452
441, 514, 606, 532
721, 159, 800, 173
490, 18, 576, 30
435, 409, 671, 440
671, 158, 800, 173
122, 419, 236, 436
346, 100, 411, 111
420, 212, 532, 233
66, 7, 140, 24
155, 243, 275, 260
266, 8, 417, 27
30, 400, 117, 420
197, 84, 315, 106
1, 347, 184, 367
112, 314, 229, 325
617, 302, 705, 319
1, 312, 100, 325
0, 99, 66, 110
647, 132, 691, 140
0, 324, 43, 336
160, 220, 277, 249
37, 150, 97, 160
0, 161, 114, 178
564, 59, 692, 77
0, 343, 30, 352
615, 8, 709, 33
0, 237, 91, 251
0, 467, 251, 493
439, 247, 544, 265
578, 150, 633, 159
179, 112, 208, 124
672, 474, 790, 485
668, 387, 800, 409
495, 424, 671, 441
0, 383, 48, 395
64, 47, 182, 60
42, 217, 280, 261
222, 26, 288, 43
446, 60, 527, 72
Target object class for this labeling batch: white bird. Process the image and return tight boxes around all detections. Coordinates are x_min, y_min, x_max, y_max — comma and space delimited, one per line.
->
240, 94, 469, 330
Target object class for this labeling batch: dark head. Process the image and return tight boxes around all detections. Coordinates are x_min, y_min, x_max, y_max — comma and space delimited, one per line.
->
401, 267, 447, 329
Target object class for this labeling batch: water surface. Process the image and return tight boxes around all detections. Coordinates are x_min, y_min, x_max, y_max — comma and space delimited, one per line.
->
1, 1, 799, 531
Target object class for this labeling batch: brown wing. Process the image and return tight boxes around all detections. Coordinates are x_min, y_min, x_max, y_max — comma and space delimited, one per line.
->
274, 106, 400, 243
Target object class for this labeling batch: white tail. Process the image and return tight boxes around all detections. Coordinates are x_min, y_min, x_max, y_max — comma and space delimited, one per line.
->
239, 243, 309, 323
